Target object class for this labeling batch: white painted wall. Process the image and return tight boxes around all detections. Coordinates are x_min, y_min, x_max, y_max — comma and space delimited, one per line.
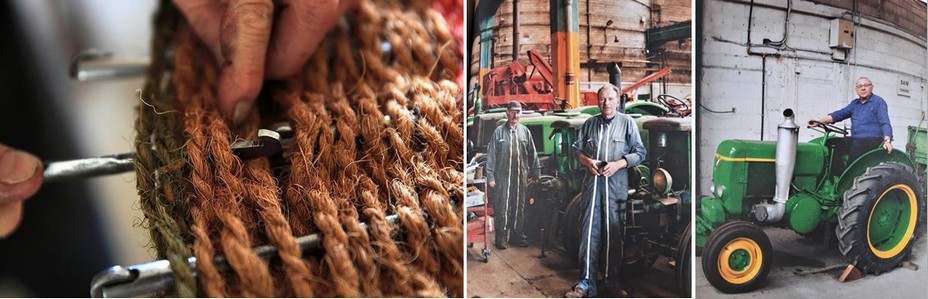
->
698, 0, 928, 195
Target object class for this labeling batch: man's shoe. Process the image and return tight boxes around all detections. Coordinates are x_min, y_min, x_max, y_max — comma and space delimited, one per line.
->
512, 238, 529, 247
494, 242, 508, 250
565, 286, 587, 298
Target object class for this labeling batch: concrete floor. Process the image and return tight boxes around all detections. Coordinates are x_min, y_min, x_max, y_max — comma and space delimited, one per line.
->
695, 227, 928, 298
466, 233, 682, 298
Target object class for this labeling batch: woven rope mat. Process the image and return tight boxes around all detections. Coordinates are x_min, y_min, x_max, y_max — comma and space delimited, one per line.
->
133, 0, 464, 297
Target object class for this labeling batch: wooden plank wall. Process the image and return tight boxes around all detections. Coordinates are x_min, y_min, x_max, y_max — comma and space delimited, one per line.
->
469, 0, 692, 88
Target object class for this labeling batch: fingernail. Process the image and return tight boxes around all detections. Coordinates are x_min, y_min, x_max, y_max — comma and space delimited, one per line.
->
232, 102, 251, 125
0, 150, 39, 184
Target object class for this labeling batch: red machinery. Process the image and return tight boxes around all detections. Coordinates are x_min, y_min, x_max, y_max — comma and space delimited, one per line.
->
480, 49, 672, 111
480, 50, 563, 111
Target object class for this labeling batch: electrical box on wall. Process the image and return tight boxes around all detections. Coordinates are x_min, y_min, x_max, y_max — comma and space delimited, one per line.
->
830, 19, 854, 49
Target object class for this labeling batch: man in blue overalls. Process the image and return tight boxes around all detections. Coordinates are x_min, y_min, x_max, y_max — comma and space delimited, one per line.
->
485, 101, 541, 249
566, 84, 646, 298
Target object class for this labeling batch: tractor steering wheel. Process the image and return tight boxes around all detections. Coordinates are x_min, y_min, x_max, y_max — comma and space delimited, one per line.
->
807, 120, 849, 136
656, 94, 690, 114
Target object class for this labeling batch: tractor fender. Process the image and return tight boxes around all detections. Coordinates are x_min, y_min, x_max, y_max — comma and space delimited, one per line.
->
836, 149, 916, 196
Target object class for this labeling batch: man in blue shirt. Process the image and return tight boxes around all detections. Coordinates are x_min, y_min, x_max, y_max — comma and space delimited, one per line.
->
812, 77, 893, 161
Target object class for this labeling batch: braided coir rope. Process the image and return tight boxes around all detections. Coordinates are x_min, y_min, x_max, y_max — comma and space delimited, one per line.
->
134, 0, 464, 297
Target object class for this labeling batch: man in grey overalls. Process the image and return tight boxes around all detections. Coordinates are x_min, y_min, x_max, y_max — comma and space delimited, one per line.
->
485, 101, 541, 249
566, 85, 646, 298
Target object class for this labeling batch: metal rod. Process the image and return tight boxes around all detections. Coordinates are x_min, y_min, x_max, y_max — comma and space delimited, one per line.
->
43, 128, 288, 182
91, 214, 400, 297
70, 50, 150, 81
43, 153, 135, 182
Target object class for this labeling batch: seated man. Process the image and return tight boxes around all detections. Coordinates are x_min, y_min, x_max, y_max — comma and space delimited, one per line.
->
811, 77, 893, 174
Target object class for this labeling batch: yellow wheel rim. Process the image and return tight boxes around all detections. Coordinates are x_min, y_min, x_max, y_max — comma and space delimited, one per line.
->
717, 237, 763, 284
867, 184, 917, 259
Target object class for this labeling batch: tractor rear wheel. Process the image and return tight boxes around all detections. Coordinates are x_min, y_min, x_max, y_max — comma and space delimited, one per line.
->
837, 162, 924, 274
702, 221, 771, 293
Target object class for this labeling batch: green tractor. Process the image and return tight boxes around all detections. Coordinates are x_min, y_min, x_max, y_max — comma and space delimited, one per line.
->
696, 109, 925, 293
528, 115, 693, 297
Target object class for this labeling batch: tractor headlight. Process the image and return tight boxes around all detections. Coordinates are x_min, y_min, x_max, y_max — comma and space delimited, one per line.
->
651, 168, 673, 195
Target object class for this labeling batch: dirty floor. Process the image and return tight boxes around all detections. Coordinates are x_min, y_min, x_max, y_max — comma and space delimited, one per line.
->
466, 233, 683, 298
695, 227, 928, 298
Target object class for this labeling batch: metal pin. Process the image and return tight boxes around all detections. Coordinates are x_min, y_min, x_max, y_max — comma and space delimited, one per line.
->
230, 129, 283, 159
45, 128, 287, 181
70, 49, 150, 81
48, 106, 416, 181
43, 153, 135, 183
381, 41, 393, 63
91, 214, 400, 297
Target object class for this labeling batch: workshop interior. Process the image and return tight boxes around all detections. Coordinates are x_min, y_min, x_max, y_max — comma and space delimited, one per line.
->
0, 0, 926, 298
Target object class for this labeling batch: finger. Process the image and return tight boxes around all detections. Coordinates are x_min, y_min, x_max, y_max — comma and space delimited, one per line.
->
264, 0, 343, 79
218, 0, 274, 123
173, 0, 225, 63
0, 145, 43, 205
0, 201, 24, 239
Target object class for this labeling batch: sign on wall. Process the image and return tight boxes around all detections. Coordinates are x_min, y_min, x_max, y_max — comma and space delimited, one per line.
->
898, 77, 911, 97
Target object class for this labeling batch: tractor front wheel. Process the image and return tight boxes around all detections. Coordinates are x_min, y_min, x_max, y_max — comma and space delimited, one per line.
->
837, 162, 924, 274
701, 221, 771, 293
676, 223, 692, 298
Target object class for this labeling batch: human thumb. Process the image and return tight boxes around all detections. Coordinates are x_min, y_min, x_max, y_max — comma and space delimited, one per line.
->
0, 144, 43, 238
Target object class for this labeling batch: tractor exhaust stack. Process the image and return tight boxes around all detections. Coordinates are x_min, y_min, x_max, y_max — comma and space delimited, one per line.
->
754, 109, 799, 223
607, 63, 624, 113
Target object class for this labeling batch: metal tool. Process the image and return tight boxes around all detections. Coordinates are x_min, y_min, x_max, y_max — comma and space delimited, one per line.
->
43, 110, 422, 182
44, 128, 285, 182
70, 49, 151, 81
91, 214, 400, 297
43, 152, 136, 183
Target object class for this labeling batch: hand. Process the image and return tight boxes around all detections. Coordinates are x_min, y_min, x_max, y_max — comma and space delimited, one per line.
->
0, 143, 43, 239
601, 159, 628, 177
488, 181, 496, 188
884, 140, 893, 154
586, 159, 602, 176
175, 0, 359, 124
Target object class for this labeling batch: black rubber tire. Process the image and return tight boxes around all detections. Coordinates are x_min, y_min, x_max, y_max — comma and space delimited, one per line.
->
836, 162, 925, 274
676, 223, 692, 298
701, 221, 771, 294
563, 193, 585, 264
